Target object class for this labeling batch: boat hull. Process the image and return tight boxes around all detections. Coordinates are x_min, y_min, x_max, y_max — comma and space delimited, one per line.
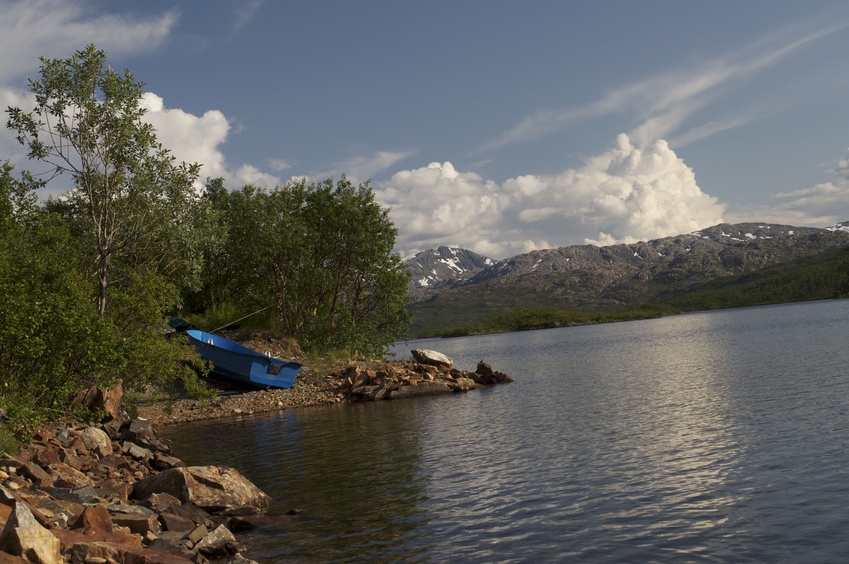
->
186, 330, 302, 389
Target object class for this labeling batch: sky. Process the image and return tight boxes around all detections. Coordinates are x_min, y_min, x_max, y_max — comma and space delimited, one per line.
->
3, 0, 849, 259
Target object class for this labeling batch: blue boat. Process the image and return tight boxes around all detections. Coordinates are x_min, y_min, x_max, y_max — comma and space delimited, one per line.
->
186, 329, 302, 389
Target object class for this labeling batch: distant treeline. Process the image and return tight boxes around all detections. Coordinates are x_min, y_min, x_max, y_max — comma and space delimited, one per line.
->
422, 305, 679, 338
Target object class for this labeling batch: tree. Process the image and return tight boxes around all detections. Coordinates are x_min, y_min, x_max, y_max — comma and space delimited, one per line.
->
0, 163, 116, 427
208, 177, 411, 355
0, 48, 214, 433
296, 178, 410, 354
6, 44, 201, 315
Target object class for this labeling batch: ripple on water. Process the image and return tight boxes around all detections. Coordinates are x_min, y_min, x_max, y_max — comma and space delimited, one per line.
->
160, 300, 849, 562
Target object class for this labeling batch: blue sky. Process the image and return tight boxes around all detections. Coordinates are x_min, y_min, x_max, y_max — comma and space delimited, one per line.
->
3, 0, 849, 258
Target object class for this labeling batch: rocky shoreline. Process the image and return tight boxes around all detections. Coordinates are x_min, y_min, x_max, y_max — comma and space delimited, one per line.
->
0, 350, 511, 562
137, 351, 512, 426
0, 415, 273, 563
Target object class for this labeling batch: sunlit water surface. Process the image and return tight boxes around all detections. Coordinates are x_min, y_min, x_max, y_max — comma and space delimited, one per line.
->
162, 300, 849, 562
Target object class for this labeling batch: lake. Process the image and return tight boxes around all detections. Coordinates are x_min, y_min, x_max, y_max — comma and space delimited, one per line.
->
161, 299, 849, 562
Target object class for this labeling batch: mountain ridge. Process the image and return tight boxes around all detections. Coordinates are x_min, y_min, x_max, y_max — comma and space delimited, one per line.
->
404, 221, 849, 335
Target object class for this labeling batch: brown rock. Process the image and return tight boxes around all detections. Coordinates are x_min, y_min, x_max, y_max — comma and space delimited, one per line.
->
18, 461, 51, 486
94, 479, 133, 502
140, 493, 181, 514
122, 441, 154, 464
33, 447, 61, 469
388, 381, 453, 399
195, 524, 240, 557
30, 496, 85, 529
166, 502, 214, 529
111, 512, 161, 536
69, 504, 113, 534
0, 501, 62, 564
67, 540, 192, 564
52, 522, 141, 551
50, 462, 94, 490
132, 467, 272, 514
71, 380, 123, 422
78, 427, 112, 459
411, 349, 454, 368
185, 524, 208, 544
153, 453, 185, 471
0, 503, 10, 530
160, 512, 195, 535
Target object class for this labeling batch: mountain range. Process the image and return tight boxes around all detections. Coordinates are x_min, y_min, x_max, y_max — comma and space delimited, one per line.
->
404, 221, 849, 334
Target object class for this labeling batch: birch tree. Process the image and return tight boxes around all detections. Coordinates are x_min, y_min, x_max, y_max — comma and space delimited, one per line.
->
6, 44, 200, 314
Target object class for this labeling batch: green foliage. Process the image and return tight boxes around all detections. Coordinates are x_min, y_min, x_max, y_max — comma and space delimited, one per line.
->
199, 177, 410, 356
0, 195, 118, 432
0, 427, 21, 456
6, 43, 204, 315
70, 404, 108, 424
1, 46, 215, 435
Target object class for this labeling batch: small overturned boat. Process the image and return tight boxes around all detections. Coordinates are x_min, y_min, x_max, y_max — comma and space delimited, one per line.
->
186, 329, 302, 389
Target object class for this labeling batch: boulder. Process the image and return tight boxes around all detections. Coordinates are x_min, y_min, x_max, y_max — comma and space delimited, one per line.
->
69, 505, 112, 534
132, 467, 273, 514
389, 381, 453, 399
195, 524, 241, 557
0, 501, 62, 564
475, 361, 513, 384
411, 349, 453, 368
66, 540, 191, 564
77, 427, 112, 459
71, 379, 123, 422
122, 441, 154, 464
48, 462, 93, 490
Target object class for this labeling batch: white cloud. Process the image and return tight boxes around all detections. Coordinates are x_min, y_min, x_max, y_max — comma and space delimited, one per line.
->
234, 0, 265, 31
2, 88, 281, 194
305, 150, 416, 184
479, 17, 849, 154
140, 93, 280, 188
231, 164, 279, 188
269, 158, 292, 172
725, 148, 849, 226
0, 0, 178, 83
0, 88, 34, 167
140, 93, 228, 178
380, 134, 726, 258
378, 162, 522, 258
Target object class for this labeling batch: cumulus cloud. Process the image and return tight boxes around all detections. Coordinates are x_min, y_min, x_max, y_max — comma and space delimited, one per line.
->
378, 162, 522, 258
140, 94, 228, 175
140, 93, 279, 188
0, 88, 34, 166
379, 134, 726, 258
2, 88, 280, 194
0, 0, 181, 184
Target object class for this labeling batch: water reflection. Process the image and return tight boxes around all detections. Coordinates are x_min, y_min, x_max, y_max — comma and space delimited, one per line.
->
163, 402, 434, 562
163, 300, 849, 561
